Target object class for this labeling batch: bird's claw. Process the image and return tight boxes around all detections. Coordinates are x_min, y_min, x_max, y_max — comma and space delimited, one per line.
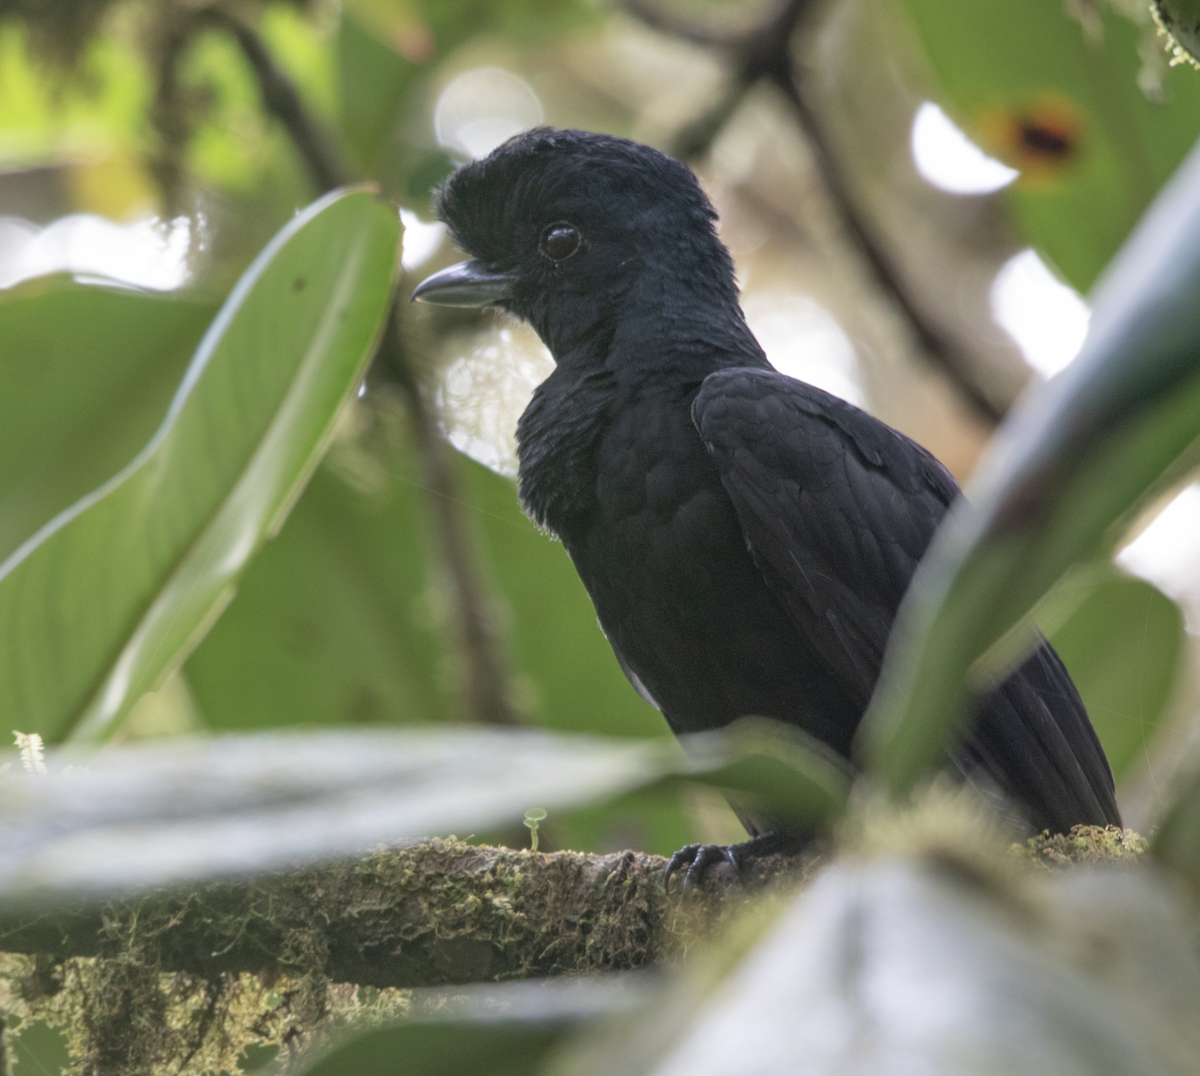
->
664, 842, 741, 896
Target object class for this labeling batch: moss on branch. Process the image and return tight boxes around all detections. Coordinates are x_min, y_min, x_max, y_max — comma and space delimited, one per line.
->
0, 826, 1139, 1074
0, 839, 805, 1074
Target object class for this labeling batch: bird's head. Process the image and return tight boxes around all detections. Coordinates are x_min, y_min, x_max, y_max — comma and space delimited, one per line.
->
413, 128, 749, 364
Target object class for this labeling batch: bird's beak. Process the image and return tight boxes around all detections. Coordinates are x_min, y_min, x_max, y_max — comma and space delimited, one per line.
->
411, 259, 516, 307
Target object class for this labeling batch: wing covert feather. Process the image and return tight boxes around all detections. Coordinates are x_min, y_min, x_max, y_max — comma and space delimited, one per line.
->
693, 368, 956, 707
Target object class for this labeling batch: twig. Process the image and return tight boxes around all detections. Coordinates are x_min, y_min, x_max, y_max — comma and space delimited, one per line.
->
148, 21, 197, 214
378, 308, 519, 726
619, 0, 1006, 425
198, 7, 349, 193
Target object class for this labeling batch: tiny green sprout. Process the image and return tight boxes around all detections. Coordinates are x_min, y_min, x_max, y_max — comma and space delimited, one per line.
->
523, 807, 548, 852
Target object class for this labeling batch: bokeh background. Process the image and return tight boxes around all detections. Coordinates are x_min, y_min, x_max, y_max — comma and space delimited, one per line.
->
2, 0, 1200, 851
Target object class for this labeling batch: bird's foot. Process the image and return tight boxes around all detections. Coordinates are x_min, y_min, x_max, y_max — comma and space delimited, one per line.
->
664, 843, 740, 896
664, 832, 812, 896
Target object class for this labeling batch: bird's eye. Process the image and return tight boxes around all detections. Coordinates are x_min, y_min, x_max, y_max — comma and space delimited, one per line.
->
539, 222, 581, 262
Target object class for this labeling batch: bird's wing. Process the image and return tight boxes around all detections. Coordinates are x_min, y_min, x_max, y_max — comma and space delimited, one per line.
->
693, 367, 1120, 829
693, 368, 955, 708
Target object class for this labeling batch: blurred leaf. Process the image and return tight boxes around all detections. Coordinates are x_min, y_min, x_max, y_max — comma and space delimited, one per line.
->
1047, 569, 1184, 782
678, 718, 850, 831
900, 0, 1200, 289
294, 976, 655, 1076
861, 138, 1200, 798
338, 12, 418, 172
0, 22, 151, 170
302, 1022, 558, 1076
7, 1021, 71, 1076
186, 456, 450, 731
1152, 768, 1200, 891
0, 276, 216, 561
0, 187, 400, 743
259, 5, 338, 123
182, 27, 280, 193
555, 857, 1200, 1076
0, 729, 666, 902
351, 0, 593, 55
544, 784, 705, 860
0, 722, 845, 902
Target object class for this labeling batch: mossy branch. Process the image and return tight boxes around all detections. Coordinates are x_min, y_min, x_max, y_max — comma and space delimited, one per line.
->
0, 841, 693, 981
0, 839, 804, 1075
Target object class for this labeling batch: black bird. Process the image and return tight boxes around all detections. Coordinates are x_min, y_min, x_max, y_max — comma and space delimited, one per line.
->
414, 128, 1120, 880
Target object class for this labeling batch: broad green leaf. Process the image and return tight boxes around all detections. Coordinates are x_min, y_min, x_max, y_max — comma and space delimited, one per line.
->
185, 460, 451, 731
556, 857, 1200, 1076
1047, 570, 1184, 782
0, 724, 842, 902
860, 138, 1200, 798
900, 0, 1200, 290
0, 729, 665, 902
0, 187, 400, 743
0, 276, 216, 562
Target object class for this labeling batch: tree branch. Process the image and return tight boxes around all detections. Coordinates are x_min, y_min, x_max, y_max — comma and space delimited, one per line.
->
0, 841, 806, 1074
0, 842, 687, 976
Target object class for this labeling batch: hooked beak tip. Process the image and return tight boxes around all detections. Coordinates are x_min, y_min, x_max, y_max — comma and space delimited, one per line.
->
411, 259, 516, 308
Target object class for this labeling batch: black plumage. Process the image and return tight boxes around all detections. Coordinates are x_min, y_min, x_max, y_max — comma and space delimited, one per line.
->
414, 128, 1119, 870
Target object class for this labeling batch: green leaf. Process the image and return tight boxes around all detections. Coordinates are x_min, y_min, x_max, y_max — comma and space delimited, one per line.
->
1152, 769, 1200, 891
0, 276, 216, 562
1047, 570, 1184, 783
337, 12, 417, 172
0, 723, 845, 902
185, 459, 451, 731
558, 856, 1200, 1076
0, 729, 668, 901
303, 1024, 558, 1076
0, 187, 400, 743
860, 138, 1200, 798
678, 718, 851, 830
900, 0, 1200, 289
